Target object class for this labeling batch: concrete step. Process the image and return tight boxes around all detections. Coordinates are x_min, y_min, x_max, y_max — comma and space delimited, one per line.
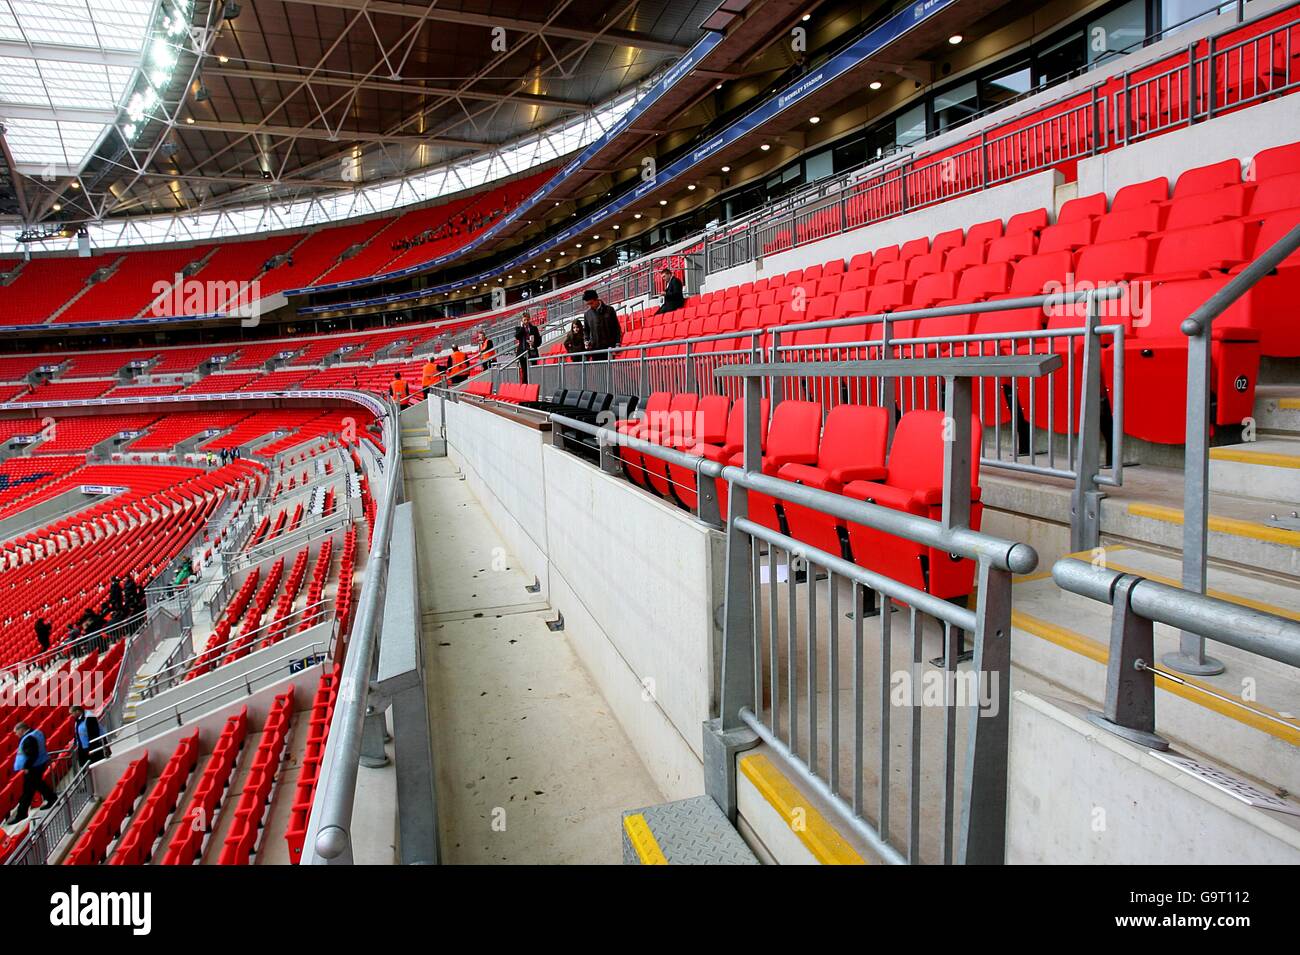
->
1254, 387, 1300, 437
1209, 437, 1300, 504
1011, 543, 1299, 801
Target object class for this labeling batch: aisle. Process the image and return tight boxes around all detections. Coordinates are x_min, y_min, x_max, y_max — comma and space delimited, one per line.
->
405, 456, 662, 864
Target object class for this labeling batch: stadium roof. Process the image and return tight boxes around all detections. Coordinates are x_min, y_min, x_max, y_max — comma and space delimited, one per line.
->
0, 0, 718, 228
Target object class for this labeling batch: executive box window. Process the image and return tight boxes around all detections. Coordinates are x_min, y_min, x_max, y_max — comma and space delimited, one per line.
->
933, 80, 980, 133
1090, 0, 1147, 62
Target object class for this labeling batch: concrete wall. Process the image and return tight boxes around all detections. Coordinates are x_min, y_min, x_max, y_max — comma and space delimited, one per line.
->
444, 400, 726, 801
1007, 690, 1300, 864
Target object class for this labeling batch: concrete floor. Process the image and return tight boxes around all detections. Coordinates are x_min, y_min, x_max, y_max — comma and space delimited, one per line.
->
406, 455, 663, 864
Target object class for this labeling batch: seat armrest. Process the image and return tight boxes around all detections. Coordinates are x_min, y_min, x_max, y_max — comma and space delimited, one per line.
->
829, 465, 887, 483
1212, 324, 1260, 342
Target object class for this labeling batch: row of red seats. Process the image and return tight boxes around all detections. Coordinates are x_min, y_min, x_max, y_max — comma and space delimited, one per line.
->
257, 548, 310, 651
619, 393, 983, 599
299, 538, 335, 633
161, 708, 248, 865
285, 665, 341, 863
218, 689, 295, 864
61, 757, 148, 865
336, 528, 358, 637
494, 382, 540, 404
107, 732, 202, 865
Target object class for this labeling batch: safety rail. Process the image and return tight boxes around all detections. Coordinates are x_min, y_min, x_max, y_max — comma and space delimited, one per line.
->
142, 597, 336, 697
5, 758, 95, 867
0, 608, 149, 684
233, 508, 356, 570
1051, 557, 1300, 750
529, 286, 1124, 551
302, 395, 402, 864
554, 350, 1048, 863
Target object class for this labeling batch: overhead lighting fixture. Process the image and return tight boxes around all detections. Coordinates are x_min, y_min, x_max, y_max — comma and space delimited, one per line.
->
70, 182, 80, 190
716, 83, 723, 90
869, 81, 882, 90
658, 199, 667, 205
948, 34, 963, 44
185, 116, 195, 124
687, 184, 697, 191
52, 203, 62, 212
218, 55, 230, 64
802, 13, 811, 21
634, 213, 642, 219
760, 143, 771, 151
809, 116, 820, 124
721, 165, 731, 172
612, 224, 620, 230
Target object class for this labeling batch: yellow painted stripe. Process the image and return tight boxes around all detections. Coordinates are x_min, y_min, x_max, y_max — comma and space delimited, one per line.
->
739, 754, 867, 865
1127, 502, 1300, 548
1100, 560, 1300, 624
1279, 397, 1300, 410
1209, 447, 1300, 469
623, 813, 668, 865
1012, 609, 1300, 746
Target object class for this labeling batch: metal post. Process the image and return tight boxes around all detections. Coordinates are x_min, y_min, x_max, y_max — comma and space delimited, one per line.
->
703, 375, 762, 821
942, 375, 973, 531
1070, 292, 1104, 553
1086, 574, 1170, 750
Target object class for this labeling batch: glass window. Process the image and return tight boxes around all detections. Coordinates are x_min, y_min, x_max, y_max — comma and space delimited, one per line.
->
895, 103, 927, 148
1160, 0, 1232, 36
1036, 31, 1087, 86
1089, 0, 1147, 63
979, 63, 1032, 111
933, 80, 979, 133
804, 148, 834, 183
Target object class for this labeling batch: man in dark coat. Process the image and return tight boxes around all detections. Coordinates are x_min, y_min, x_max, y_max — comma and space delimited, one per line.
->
34, 617, 51, 653
657, 268, 686, 314
581, 290, 622, 360
71, 706, 108, 768
513, 312, 542, 383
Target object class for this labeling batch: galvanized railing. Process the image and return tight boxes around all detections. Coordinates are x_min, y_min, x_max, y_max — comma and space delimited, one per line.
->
553, 350, 1052, 863
527, 286, 1124, 551
1051, 557, 1300, 750
5, 758, 95, 866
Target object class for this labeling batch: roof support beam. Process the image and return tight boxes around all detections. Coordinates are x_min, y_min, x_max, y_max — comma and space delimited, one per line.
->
0, 103, 119, 124
203, 65, 591, 112
275, 0, 689, 54
0, 39, 140, 69
181, 119, 485, 149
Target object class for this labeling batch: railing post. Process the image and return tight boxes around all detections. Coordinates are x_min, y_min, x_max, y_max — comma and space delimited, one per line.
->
703, 374, 762, 821
1205, 35, 1216, 120
1070, 291, 1104, 553
685, 340, 696, 393
957, 558, 1012, 864
1085, 574, 1170, 750
1188, 43, 1198, 124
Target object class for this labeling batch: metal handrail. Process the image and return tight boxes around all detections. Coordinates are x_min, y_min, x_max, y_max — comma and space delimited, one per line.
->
303, 397, 402, 864
0, 608, 150, 683
1174, 220, 1300, 675
1051, 557, 1300, 749
146, 596, 336, 689
235, 509, 352, 568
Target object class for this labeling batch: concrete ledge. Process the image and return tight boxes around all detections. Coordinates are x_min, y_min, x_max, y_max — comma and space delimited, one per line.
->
1008, 690, 1300, 865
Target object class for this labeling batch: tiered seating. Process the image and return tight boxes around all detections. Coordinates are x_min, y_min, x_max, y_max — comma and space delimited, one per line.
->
149, 235, 299, 317
105, 732, 201, 865
226, 342, 299, 371
240, 368, 313, 391
257, 548, 310, 650
127, 411, 247, 451
104, 383, 184, 398
162, 709, 248, 865
200, 409, 322, 455
218, 689, 294, 864
60, 351, 155, 378
255, 410, 372, 456
60, 757, 149, 865
149, 346, 229, 375
255, 220, 391, 297
0, 254, 119, 325
56, 248, 202, 324
15, 379, 114, 403
299, 538, 334, 632
0, 356, 45, 382
286, 665, 341, 862
32, 413, 158, 454
494, 382, 540, 404
335, 527, 357, 635
178, 372, 266, 395
0, 456, 85, 511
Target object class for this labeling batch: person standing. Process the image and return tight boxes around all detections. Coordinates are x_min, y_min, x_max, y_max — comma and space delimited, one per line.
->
450, 346, 469, 384
10, 722, 55, 822
71, 706, 108, 768
421, 357, 440, 399
513, 312, 541, 384
390, 371, 410, 405
34, 617, 51, 654
657, 267, 686, 314
563, 320, 587, 360
582, 290, 622, 360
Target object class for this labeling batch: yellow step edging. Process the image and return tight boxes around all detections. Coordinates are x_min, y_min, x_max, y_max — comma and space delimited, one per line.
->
1011, 609, 1300, 746
1126, 502, 1300, 548
1209, 447, 1300, 469
622, 813, 668, 865
1278, 397, 1300, 410
739, 754, 867, 865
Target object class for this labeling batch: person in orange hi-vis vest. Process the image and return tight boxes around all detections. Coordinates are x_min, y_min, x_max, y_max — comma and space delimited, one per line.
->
390, 371, 410, 405
421, 358, 439, 399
